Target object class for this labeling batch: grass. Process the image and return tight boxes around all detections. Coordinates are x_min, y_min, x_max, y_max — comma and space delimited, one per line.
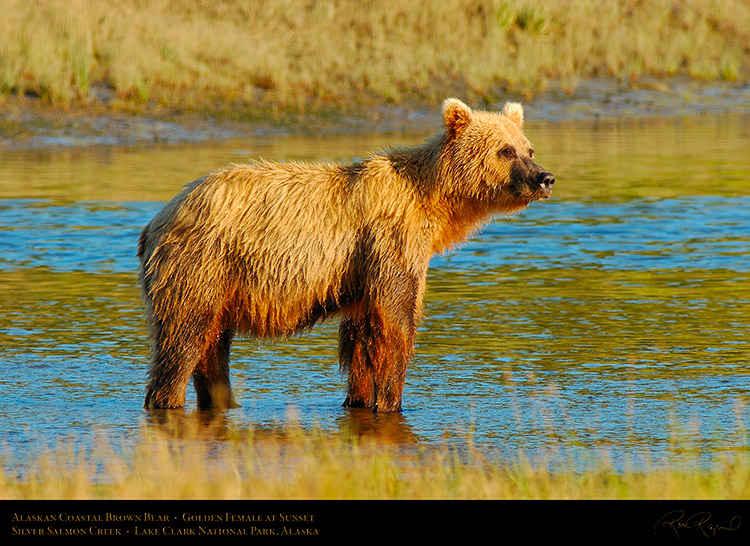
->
2, 417, 749, 500
1, 0, 748, 117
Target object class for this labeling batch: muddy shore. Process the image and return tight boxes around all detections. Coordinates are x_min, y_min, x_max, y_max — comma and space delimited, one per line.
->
1, 78, 749, 149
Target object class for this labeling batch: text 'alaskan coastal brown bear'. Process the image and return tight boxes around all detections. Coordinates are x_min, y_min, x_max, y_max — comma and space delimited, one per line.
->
138, 98, 554, 411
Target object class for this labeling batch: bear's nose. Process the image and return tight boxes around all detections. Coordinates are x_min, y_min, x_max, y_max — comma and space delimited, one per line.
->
538, 172, 555, 197
538, 172, 555, 188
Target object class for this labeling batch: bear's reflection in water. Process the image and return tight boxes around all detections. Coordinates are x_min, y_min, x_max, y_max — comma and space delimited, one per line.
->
142, 406, 420, 447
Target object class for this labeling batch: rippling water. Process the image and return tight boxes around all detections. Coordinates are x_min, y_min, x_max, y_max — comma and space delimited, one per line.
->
1, 113, 748, 472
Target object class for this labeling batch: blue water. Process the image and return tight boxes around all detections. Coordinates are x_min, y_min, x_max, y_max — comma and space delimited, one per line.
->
3, 196, 748, 273
1, 114, 749, 475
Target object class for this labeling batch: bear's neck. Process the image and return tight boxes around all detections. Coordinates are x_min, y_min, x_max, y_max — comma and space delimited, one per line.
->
381, 137, 442, 195
381, 135, 496, 255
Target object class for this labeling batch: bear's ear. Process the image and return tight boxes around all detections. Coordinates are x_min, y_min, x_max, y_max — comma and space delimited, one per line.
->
442, 98, 472, 139
502, 102, 524, 128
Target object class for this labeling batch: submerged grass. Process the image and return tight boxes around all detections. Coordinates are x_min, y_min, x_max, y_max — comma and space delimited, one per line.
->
2, 418, 748, 500
1, 0, 748, 116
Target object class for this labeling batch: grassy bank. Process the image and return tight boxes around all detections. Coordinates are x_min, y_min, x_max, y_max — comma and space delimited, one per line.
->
1, 0, 748, 117
2, 421, 749, 500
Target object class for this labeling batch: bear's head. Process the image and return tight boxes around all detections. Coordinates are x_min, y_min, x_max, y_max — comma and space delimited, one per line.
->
440, 98, 554, 213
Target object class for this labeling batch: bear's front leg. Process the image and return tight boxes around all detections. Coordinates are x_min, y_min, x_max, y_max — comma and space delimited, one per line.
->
339, 280, 421, 412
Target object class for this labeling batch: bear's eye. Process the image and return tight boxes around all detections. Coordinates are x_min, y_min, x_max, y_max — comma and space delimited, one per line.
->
499, 146, 516, 159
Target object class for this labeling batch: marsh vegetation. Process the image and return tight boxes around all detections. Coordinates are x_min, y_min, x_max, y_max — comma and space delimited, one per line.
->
1, 0, 748, 116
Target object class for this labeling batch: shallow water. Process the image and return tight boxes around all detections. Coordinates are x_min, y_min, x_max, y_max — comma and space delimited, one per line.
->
1, 112, 749, 472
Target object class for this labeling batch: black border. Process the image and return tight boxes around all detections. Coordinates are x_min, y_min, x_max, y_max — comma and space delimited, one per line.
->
3, 500, 749, 542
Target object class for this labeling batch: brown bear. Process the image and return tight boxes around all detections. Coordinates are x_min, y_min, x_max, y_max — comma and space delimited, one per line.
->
137, 98, 554, 411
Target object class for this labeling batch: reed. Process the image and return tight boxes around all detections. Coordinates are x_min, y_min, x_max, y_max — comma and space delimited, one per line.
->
2, 419, 748, 500
1, 0, 747, 115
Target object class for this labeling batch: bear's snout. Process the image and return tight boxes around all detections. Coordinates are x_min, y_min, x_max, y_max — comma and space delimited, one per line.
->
537, 171, 555, 198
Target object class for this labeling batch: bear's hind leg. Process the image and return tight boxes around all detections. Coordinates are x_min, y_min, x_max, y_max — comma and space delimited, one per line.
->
192, 328, 238, 409
339, 316, 374, 409
144, 321, 201, 409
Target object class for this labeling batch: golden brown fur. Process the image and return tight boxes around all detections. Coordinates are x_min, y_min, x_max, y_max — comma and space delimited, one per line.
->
138, 98, 554, 411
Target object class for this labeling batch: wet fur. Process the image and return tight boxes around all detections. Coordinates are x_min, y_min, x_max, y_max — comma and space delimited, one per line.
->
138, 98, 553, 411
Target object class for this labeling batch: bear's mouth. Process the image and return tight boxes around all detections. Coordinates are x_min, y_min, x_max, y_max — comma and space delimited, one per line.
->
510, 161, 555, 201
510, 178, 553, 202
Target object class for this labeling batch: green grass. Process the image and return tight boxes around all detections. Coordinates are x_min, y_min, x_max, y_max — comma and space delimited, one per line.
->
1, 0, 748, 116
2, 419, 748, 500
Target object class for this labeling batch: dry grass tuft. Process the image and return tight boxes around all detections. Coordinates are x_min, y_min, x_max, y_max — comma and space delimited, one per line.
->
1, 0, 748, 114
2, 418, 748, 500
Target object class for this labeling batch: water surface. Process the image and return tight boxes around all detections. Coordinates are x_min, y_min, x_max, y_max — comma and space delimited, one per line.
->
1, 113, 748, 472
